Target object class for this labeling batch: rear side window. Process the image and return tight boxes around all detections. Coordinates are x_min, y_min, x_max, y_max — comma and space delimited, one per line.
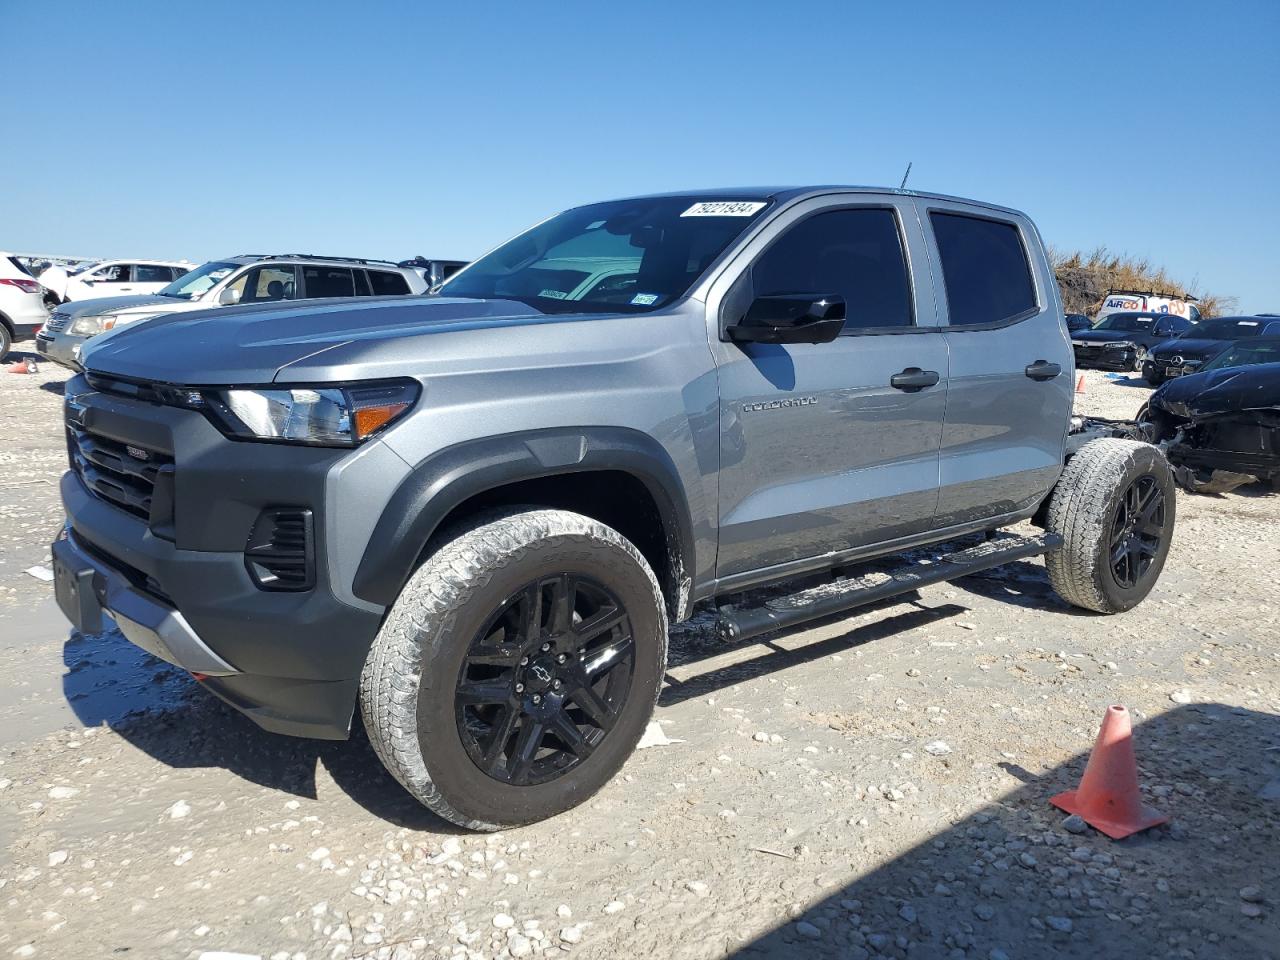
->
134, 264, 173, 283
930, 212, 1037, 326
369, 270, 410, 296
304, 266, 356, 298
752, 208, 914, 330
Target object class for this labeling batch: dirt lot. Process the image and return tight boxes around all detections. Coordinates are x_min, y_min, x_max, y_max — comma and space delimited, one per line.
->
1, 347, 1277, 960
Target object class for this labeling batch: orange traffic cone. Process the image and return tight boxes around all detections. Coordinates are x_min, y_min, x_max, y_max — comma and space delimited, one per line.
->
1050, 704, 1167, 839
1075, 373, 1086, 394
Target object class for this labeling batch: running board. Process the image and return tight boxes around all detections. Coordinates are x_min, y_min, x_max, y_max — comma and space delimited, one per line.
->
715, 532, 1063, 642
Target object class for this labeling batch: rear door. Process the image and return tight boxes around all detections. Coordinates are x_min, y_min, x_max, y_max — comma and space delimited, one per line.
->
920, 202, 1073, 527
706, 195, 948, 580
301, 266, 358, 299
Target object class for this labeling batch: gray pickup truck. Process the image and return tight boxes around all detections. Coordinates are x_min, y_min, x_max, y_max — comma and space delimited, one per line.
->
51, 187, 1176, 829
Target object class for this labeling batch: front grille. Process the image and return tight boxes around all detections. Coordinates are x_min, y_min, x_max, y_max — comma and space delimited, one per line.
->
46, 313, 70, 332
67, 423, 173, 522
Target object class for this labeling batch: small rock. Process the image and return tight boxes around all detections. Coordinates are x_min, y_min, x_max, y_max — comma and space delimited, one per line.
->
1240, 886, 1264, 903
309, 847, 330, 862
753, 732, 769, 743
508, 934, 532, 958
559, 927, 583, 944
48, 850, 69, 867
924, 740, 952, 756
1062, 815, 1088, 835
1169, 689, 1192, 705
1046, 916, 1073, 933
556, 905, 572, 919
1241, 903, 1263, 919
973, 904, 995, 921
48, 787, 79, 800
898, 903, 917, 923
12, 947, 36, 959
906, 668, 921, 678
989, 950, 1010, 960
603, 900, 624, 915
1019, 852, 1038, 868
685, 880, 709, 898
167, 800, 192, 820
795, 921, 822, 940
492, 914, 515, 930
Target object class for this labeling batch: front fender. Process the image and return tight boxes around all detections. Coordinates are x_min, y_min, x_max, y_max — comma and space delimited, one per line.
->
351, 427, 696, 616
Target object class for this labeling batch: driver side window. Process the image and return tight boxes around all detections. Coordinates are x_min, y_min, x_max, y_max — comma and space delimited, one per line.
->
751, 209, 914, 331
239, 265, 298, 303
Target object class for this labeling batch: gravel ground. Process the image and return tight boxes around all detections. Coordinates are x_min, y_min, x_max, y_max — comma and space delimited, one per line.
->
1, 351, 1277, 960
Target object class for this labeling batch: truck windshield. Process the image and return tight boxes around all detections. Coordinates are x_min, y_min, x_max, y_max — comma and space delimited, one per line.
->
438, 197, 771, 313
157, 261, 239, 300
1194, 318, 1266, 339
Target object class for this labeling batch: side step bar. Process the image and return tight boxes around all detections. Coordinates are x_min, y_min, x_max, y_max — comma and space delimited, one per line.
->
716, 532, 1063, 642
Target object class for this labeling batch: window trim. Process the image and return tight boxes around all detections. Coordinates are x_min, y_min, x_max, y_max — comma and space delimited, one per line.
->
925, 207, 1042, 332
730, 203, 921, 338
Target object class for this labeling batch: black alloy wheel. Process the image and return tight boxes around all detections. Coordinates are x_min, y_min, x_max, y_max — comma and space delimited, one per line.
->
1108, 475, 1166, 589
455, 574, 635, 786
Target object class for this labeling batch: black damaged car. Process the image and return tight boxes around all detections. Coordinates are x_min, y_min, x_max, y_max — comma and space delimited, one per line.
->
1071, 311, 1194, 372
1143, 315, 1280, 384
1141, 339, 1280, 494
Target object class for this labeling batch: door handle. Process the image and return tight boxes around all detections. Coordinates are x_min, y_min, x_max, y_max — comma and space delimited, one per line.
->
890, 367, 940, 391
1024, 360, 1062, 381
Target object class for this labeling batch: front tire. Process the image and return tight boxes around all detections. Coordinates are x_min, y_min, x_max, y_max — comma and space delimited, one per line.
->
1046, 438, 1176, 613
360, 508, 667, 830
0, 324, 11, 362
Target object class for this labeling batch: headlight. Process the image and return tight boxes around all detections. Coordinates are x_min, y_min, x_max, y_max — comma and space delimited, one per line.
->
70, 314, 116, 336
205, 381, 420, 446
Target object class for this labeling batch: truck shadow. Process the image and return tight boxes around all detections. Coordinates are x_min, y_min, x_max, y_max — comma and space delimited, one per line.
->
729, 703, 1279, 959
59, 626, 462, 832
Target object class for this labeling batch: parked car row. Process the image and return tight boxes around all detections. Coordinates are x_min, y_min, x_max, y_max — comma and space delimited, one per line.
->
1068, 309, 1280, 385
36, 253, 428, 370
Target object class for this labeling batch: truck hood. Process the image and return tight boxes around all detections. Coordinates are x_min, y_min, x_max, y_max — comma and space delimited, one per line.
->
1149, 338, 1229, 361
83, 296, 568, 384
1149, 362, 1280, 420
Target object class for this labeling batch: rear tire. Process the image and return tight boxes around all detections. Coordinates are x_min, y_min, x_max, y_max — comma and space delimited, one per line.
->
360, 508, 667, 830
1046, 438, 1176, 613
0, 324, 11, 362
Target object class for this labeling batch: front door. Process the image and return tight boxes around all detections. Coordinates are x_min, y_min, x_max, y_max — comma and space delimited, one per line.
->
708, 198, 948, 580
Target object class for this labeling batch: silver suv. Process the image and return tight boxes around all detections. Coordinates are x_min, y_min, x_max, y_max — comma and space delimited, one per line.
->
37, 254, 426, 370
51, 187, 1176, 829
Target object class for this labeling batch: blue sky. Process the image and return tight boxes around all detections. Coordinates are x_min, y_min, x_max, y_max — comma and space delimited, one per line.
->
4, 0, 1277, 310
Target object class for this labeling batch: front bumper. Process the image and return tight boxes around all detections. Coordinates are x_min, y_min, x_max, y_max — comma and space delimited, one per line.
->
53, 374, 410, 739
35, 328, 88, 370
1072, 342, 1137, 370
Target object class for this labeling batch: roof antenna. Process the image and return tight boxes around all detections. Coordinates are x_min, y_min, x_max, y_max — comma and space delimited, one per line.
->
899, 162, 913, 190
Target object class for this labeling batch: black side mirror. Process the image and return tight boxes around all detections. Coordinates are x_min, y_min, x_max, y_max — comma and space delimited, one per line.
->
728, 294, 846, 344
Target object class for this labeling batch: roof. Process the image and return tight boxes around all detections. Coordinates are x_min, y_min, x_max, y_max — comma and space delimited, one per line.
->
228, 253, 402, 268
607, 185, 1029, 219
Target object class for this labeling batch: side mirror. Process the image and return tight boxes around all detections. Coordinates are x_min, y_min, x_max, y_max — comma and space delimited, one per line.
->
727, 294, 846, 344
218, 287, 242, 306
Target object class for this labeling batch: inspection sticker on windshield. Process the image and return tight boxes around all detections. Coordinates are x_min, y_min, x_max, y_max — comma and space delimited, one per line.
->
681, 201, 766, 218
630, 293, 659, 306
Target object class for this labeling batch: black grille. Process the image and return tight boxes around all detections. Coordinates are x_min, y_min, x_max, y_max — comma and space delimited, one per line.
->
67, 424, 173, 522
245, 508, 314, 591
45, 312, 71, 332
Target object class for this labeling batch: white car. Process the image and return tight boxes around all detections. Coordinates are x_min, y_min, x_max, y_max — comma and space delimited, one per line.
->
40, 258, 194, 303
0, 252, 50, 359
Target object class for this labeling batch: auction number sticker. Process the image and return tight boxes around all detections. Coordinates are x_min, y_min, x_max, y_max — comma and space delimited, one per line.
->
681, 201, 767, 217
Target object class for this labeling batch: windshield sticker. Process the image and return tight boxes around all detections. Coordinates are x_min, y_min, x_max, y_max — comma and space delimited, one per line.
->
586, 220, 606, 230
538, 289, 568, 300
681, 201, 767, 218
630, 293, 659, 306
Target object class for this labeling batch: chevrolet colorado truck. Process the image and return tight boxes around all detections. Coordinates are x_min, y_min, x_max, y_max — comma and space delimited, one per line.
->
51, 187, 1177, 829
